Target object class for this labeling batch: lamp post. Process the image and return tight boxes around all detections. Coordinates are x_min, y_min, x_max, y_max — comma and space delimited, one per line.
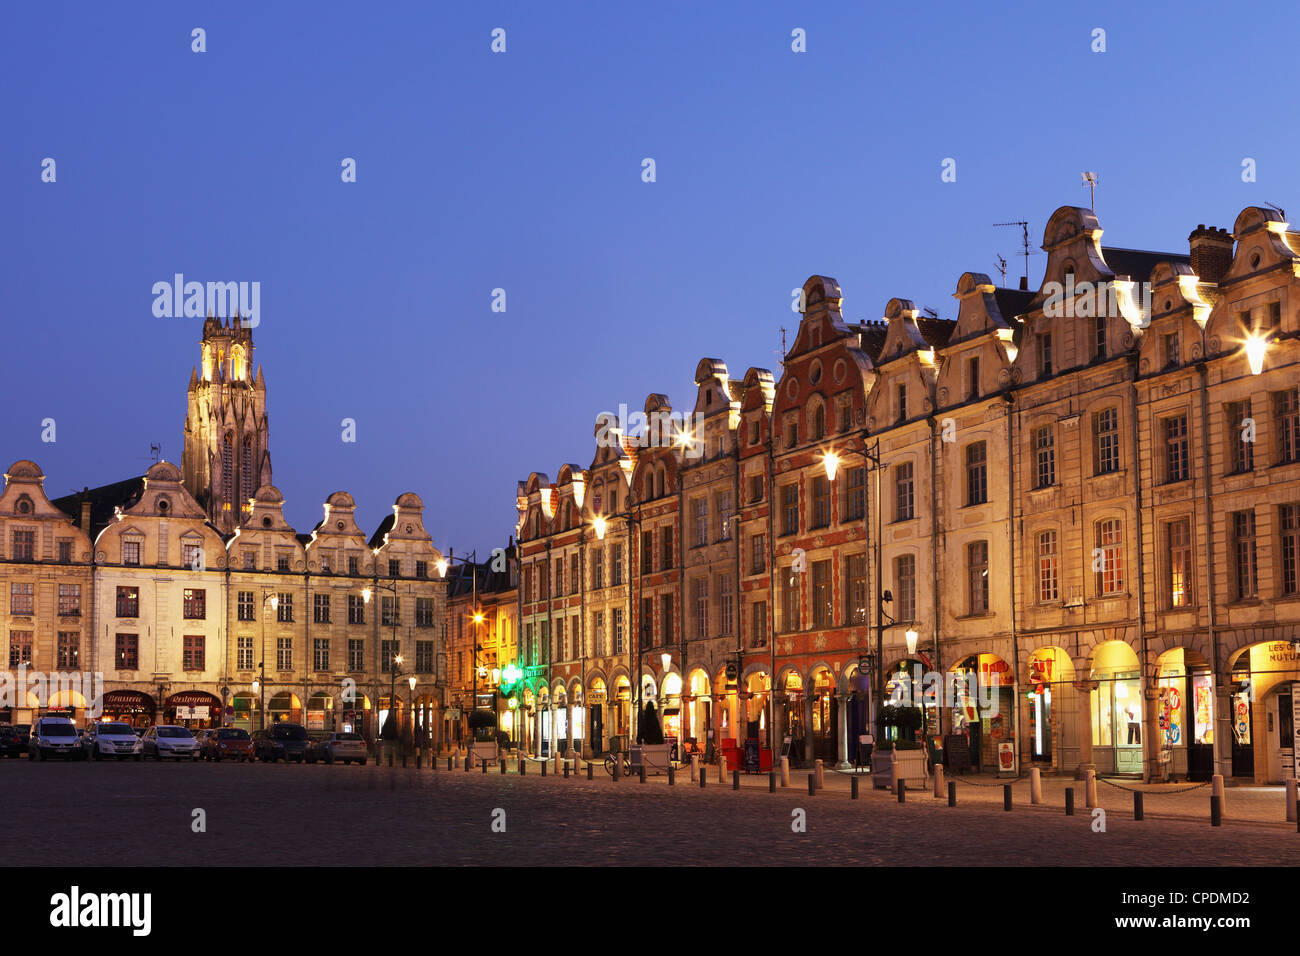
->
437, 551, 480, 752
593, 509, 642, 747
408, 674, 417, 750
254, 590, 278, 732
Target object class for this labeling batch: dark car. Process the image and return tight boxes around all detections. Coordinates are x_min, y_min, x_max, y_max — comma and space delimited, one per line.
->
306, 732, 367, 765
0, 725, 24, 758
204, 727, 254, 762
254, 723, 311, 763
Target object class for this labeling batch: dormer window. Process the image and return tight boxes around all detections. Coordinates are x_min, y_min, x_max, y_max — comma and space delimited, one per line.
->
122, 540, 142, 566
896, 383, 907, 424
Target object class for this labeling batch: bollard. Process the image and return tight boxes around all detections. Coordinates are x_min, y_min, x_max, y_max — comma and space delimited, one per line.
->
387, 751, 393, 768
1085, 769, 1098, 809
587, 761, 594, 781
541, 759, 547, 777
807, 774, 816, 796
851, 776, 859, 800
1211, 794, 1222, 827
933, 763, 944, 799
719, 753, 728, 784
1065, 787, 1075, 816
1212, 774, 1226, 815
500, 758, 506, 775
402, 752, 408, 769
1003, 784, 1012, 811
519, 756, 526, 775
699, 768, 706, 789
555, 753, 561, 777
948, 780, 956, 807
769, 771, 776, 793
733, 770, 740, 791
615, 755, 623, 781
897, 779, 906, 804
482, 758, 487, 774
1288, 779, 1297, 822
563, 765, 569, 779
639, 763, 646, 784
447, 757, 453, 771
815, 759, 825, 790
780, 756, 790, 788
1030, 767, 1043, 805
668, 765, 675, 786
1134, 791, 1144, 821
891, 757, 901, 797
465, 756, 471, 773
690, 754, 699, 783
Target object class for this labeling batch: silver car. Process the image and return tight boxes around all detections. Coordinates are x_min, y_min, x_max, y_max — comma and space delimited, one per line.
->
82, 721, 144, 760
306, 732, 367, 765
142, 725, 200, 761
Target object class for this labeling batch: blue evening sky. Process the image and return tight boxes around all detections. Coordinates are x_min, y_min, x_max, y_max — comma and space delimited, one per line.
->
2, 1, 1290, 552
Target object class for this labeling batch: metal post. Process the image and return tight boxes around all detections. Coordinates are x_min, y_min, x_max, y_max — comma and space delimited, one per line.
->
1211, 794, 1222, 827
947, 780, 956, 806
699, 768, 706, 789
807, 774, 815, 796
769, 771, 776, 793
1065, 787, 1075, 816
733, 770, 740, 791
1003, 784, 1011, 811
1134, 791, 1144, 821
897, 779, 906, 803
851, 776, 859, 800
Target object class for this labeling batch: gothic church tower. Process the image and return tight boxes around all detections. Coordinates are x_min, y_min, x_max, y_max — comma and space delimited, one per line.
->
181, 316, 272, 533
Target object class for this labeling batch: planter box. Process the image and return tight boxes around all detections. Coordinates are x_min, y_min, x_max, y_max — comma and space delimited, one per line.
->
470, 739, 498, 765
630, 743, 673, 774
871, 746, 928, 790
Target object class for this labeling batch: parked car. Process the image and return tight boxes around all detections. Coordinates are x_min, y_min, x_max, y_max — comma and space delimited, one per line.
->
0, 725, 25, 758
13, 724, 31, 748
253, 722, 311, 763
142, 725, 200, 760
28, 716, 84, 760
203, 727, 254, 762
306, 731, 367, 765
82, 721, 144, 761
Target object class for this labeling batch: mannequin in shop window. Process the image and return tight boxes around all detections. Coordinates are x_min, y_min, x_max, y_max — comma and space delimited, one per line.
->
1125, 705, 1141, 745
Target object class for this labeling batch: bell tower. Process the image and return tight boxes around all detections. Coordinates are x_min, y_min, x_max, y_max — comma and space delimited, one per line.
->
181, 315, 272, 533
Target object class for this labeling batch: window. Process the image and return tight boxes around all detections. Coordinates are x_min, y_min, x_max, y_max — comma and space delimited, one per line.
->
641, 531, 653, 572
751, 600, 767, 647
1038, 332, 1053, 377
276, 637, 293, 672
811, 475, 830, 528
57, 540, 72, 564
183, 588, 206, 619
11, 530, 33, 561
785, 418, 799, 448
966, 354, 980, 401
1281, 504, 1300, 596
1094, 315, 1107, 359
238, 636, 254, 670
348, 639, 364, 671
381, 596, 399, 627
966, 442, 988, 505
416, 640, 434, 673
276, 593, 293, 622
1034, 427, 1055, 488
313, 593, 330, 624
593, 611, 606, 657
416, 597, 435, 627
1226, 400, 1253, 473
122, 540, 141, 566
1095, 519, 1124, 596
895, 555, 916, 621
846, 466, 866, 521
183, 543, 203, 569
1037, 531, 1059, 603
57, 631, 79, 669
896, 382, 908, 423
660, 528, 673, 569
715, 491, 732, 540
692, 578, 709, 639
115, 633, 139, 671
557, 617, 567, 660
611, 544, 624, 586
660, 594, 674, 644
389, 559, 401, 578
8, 631, 32, 667
1163, 331, 1180, 369
1231, 510, 1258, 600
570, 554, 579, 593
1167, 519, 1192, 608
1164, 414, 1189, 483
554, 559, 564, 596
320, 551, 332, 574
844, 553, 867, 624
116, 586, 139, 618
895, 462, 914, 521
183, 635, 205, 671
812, 404, 826, 440
967, 541, 989, 613
243, 550, 256, 570
276, 554, 290, 572
1094, 408, 1120, 474
312, 638, 330, 671
522, 568, 532, 603
718, 574, 734, 634
348, 556, 359, 576
811, 560, 832, 628
1276, 390, 1300, 464
750, 533, 766, 574
348, 595, 365, 625
837, 394, 853, 433
781, 566, 800, 632
237, 591, 255, 621
57, 583, 80, 617
748, 474, 763, 503
781, 484, 799, 535
692, 498, 707, 547
592, 549, 605, 589
613, 608, 625, 655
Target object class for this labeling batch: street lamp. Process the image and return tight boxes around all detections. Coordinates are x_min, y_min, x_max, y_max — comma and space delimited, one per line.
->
593, 507, 643, 747
1245, 333, 1270, 375
408, 675, 417, 750
254, 590, 278, 732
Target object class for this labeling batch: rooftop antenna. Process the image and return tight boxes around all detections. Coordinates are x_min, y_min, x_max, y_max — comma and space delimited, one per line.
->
994, 254, 1008, 286
1265, 201, 1286, 220
1081, 171, 1098, 210
994, 221, 1034, 285
922, 307, 938, 319
773, 326, 788, 373
150, 443, 161, 463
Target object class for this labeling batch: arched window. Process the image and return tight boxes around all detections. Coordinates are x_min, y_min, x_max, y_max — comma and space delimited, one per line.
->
241, 437, 254, 506
812, 403, 826, 441
221, 433, 233, 505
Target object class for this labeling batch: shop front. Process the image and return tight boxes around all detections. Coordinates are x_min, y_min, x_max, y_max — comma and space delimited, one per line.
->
586, 678, 606, 755
745, 671, 771, 751
268, 691, 302, 726
613, 676, 631, 747
810, 667, 836, 763
100, 690, 157, 729
47, 689, 88, 726
537, 687, 550, 756
232, 692, 258, 733
882, 660, 937, 743
164, 690, 222, 730
1155, 648, 1215, 781
554, 687, 569, 755
778, 671, 805, 765
1023, 646, 1076, 771
685, 669, 711, 756
660, 673, 682, 753
1089, 641, 1143, 776
948, 654, 1014, 771
341, 692, 370, 739
1229, 641, 1300, 783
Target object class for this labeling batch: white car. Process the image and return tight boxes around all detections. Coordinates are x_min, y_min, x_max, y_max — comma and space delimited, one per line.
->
82, 721, 144, 761
142, 725, 200, 761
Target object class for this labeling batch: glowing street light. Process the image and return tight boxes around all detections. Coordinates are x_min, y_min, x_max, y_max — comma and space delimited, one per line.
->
593, 515, 608, 540
1245, 334, 1269, 375
822, 451, 841, 482
905, 629, 920, 656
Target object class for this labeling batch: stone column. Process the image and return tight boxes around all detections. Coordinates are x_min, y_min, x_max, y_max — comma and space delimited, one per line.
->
1074, 679, 1098, 779
835, 692, 851, 769
802, 693, 814, 769
1142, 665, 1162, 783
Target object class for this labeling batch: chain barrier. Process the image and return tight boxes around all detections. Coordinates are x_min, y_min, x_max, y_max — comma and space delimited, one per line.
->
949, 773, 1029, 787
1098, 777, 1211, 795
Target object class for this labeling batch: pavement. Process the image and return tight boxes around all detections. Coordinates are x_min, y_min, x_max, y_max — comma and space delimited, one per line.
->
4, 754, 1297, 866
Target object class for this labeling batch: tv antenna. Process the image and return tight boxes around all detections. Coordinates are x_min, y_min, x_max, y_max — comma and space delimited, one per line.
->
994, 254, 1008, 286
994, 221, 1035, 284
922, 307, 938, 319
1081, 171, 1098, 210
149, 443, 161, 463
773, 326, 788, 372
1265, 201, 1286, 220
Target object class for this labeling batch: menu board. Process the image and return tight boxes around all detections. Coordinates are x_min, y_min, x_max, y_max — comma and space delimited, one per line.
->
942, 734, 972, 772
744, 738, 760, 774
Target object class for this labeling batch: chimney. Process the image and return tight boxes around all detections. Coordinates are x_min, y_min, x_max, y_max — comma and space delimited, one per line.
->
79, 488, 92, 533
1189, 225, 1233, 283
1019, 275, 1029, 291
